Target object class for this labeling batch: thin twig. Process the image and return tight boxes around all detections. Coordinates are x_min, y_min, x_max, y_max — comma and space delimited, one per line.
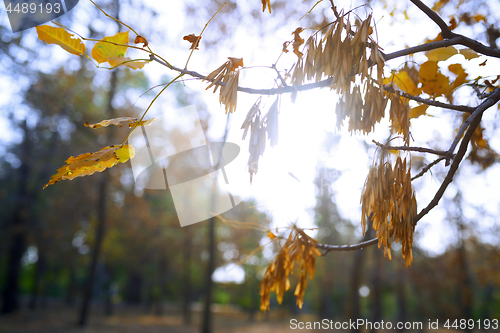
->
411, 156, 446, 181
317, 238, 378, 254
372, 140, 449, 156
272, 64, 288, 87
184, 3, 226, 70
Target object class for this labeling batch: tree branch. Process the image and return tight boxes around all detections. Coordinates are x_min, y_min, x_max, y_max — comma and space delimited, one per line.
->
413, 89, 500, 226
409, 0, 500, 58
411, 156, 446, 181
397, 89, 475, 113
317, 237, 378, 254
410, 0, 454, 38
372, 140, 449, 156
445, 88, 500, 165
414, 113, 482, 225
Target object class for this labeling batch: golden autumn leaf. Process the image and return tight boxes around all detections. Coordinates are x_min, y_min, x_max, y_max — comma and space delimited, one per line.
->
425, 46, 458, 62
419, 61, 450, 96
85, 117, 156, 129
383, 70, 421, 96
409, 104, 429, 119
91, 31, 129, 64
43, 145, 135, 189
448, 63, 468, 90
107, 56, 148, 70
35, 25, 85, 56
459, 48, 479, 60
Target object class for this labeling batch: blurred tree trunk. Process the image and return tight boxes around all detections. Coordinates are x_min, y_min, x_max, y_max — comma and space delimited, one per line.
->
369, 247, 383, 333
1, 121, 32, 314
78, 69, 119, 326
201, 216, 216, 333
126, 270, 143, 304
182, 228, 192, 325
104, 266, 114, 316
456, 242, 473, 333
28, 249, 46, 310
65, 262, 77, 306
348, 220, 373, 333
395, 265, 407, 332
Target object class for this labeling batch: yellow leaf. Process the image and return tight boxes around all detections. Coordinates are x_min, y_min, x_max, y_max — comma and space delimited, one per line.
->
85, 117, 156, 129
472, 14, 486, 23
107, 56, 148, 70
35, 25, 85, 56
419, 61, 450, 96
425, 46, 457, 61
448, 63, 468, 90
43, 145, 134, 189
409, 104, 429, 119
115, 145, 135, 163
383, 70, 421, 95
91, 31, 129, 64
459, 48, 479, 60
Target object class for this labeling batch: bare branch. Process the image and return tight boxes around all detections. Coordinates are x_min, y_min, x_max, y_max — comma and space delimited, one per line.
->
414, 88, 500, 225
409, 0, 500, 59
446, 88, 500, 165
317, 238, 378, 254
410, 0, 454, 38
396, 89, 475, 113
411, 156, 446, 181
372, 140, 449, 156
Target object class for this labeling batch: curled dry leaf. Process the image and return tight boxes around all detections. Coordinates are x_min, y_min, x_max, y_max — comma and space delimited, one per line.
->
44, 145, 135, 189
107, 56, 148, 70
134, 35, 148, 47
183, 34, 201, 50
292, 27, 305, 59
85, 117, 156, 128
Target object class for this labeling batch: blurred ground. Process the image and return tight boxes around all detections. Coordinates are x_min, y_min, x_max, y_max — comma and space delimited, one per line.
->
0, 301, 478, 333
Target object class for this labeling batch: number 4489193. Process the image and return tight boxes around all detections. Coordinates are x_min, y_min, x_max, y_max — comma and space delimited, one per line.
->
5, 2, 61, 14
444, 319, 498, 330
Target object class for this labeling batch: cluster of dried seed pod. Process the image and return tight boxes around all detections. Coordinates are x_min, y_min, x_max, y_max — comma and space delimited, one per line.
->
241, 98, 280, 182
361, 156, 417, 267
205, 57, 243, 114
259, 227, 322, 312
290, 13, 387, 134
389, 90, 411, 142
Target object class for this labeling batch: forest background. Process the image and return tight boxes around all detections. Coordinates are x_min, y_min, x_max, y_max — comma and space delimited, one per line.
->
0, 0, 499, 332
